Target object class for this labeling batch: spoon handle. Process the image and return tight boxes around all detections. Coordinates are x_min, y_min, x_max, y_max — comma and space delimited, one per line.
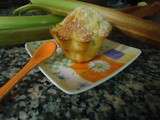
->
0, 59, 37, 101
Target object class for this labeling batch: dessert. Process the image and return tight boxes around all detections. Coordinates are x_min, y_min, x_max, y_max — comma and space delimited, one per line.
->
51, 7, 112, 62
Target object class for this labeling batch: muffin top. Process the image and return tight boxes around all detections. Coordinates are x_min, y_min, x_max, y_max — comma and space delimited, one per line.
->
51, 7, 112, 42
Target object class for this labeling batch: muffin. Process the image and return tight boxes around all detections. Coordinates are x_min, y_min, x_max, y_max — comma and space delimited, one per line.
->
50, 7, 112, 62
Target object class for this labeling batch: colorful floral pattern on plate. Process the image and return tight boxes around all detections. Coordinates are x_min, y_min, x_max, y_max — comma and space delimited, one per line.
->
71, 55, 123, 83
25, 39, 141, 94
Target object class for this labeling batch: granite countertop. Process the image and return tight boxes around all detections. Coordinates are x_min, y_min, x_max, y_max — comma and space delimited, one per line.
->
0, 8, 160, 120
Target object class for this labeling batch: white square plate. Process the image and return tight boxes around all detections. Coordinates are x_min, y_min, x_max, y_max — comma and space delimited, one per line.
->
25, 39, 141, 94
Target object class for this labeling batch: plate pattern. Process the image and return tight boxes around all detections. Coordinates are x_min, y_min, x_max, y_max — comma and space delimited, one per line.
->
25, 39, 141, 94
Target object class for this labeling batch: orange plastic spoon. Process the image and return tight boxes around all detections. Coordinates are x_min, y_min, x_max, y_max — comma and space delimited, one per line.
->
0, 41, 57, 101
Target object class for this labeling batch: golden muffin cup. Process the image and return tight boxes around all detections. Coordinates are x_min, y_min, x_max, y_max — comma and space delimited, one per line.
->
50, 7, 112, 62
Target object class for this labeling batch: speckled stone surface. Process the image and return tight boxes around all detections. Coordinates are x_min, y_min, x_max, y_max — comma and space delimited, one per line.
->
0, 8, 160, 120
